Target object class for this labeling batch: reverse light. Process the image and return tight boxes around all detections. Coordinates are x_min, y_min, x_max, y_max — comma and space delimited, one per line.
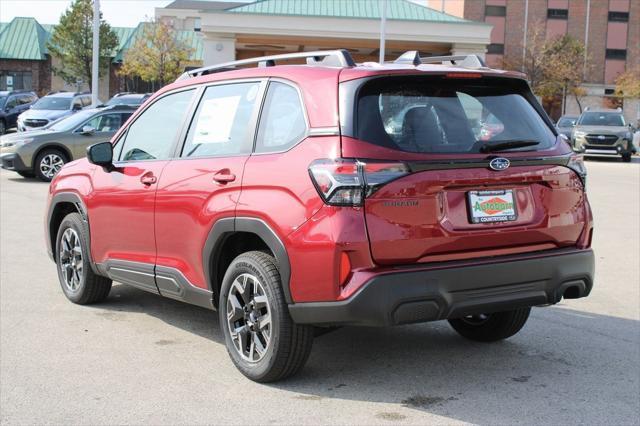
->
309, 159, 409, 206
567, 155, 587, 189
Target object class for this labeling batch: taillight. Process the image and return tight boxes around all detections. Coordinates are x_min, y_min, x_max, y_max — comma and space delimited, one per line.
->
309, 159, 409, 206
566, 154, 587, 189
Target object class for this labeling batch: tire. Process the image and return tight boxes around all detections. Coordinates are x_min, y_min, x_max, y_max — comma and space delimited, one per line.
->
34, 148, 68, 182
0, 119, 6, 135
55, 212, 112, 304
448, 307, 531, 342
622, 153, 632, 163
17, 171, 35, 178
219, 251, 314, 382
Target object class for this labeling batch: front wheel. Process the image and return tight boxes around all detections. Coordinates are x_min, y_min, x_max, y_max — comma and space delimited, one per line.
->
448, 307, 531, 342
35, 148, 67, 182
622, 152, 632, 163
219, 251, 314, 382
55, 212, 112, 304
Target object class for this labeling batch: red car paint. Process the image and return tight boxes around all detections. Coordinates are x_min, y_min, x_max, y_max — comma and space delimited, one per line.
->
47, 62, 593, 306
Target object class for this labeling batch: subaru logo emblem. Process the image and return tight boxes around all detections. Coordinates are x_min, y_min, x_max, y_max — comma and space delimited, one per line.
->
597, 135, 605, 140
489, 157, 510, 171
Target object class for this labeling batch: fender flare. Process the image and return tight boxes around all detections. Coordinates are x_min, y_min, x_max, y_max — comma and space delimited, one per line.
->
202, 217, 293, 304
32, 143, 74, 168
47, 192, 98, 273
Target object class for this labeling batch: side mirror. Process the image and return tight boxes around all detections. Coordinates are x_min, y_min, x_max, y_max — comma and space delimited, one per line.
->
87, 141, 113, 169
81, 126, 95, 135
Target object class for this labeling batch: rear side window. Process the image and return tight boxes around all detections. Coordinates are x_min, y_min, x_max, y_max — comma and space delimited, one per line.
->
118, 89, 195, 161
355, 77, 555, 154
181, 82, 260, 158
255, 82, 306, 153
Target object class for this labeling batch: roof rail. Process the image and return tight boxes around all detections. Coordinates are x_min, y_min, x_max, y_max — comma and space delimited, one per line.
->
394, 51, 487, 68
177, 49, 356, 81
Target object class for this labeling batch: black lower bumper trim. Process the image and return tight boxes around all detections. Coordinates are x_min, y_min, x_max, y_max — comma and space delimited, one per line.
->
288, 249, 594, 327
0, 153, 30, 172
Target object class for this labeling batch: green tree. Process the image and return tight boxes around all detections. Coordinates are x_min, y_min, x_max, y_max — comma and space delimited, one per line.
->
119, 19, 193, 88
47, 0, 118, 90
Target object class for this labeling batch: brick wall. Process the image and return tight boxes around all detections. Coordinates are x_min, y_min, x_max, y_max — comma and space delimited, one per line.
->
0, 58, 51, 96
463, 0, 485, 21
584, 0, 608, 83
628, 0, 639, 69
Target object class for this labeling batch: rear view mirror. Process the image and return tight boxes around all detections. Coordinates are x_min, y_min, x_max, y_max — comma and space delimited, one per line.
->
87, 142, 113, 169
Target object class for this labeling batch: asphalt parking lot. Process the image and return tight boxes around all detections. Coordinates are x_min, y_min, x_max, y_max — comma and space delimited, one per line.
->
0, 158, 638, 425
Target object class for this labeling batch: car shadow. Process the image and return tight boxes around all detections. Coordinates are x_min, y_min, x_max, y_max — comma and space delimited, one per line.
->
91, 284, 639, 424
584, 155, 640, 164
5, 176, 47, 184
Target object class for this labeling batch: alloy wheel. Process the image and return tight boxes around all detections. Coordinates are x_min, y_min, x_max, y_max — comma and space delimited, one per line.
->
226, 273, 272, 362
59, 228, 83, 292
40, 154, 65, 179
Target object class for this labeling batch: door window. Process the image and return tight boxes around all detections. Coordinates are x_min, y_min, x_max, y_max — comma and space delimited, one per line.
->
83, 113, 125, 132
255, 82, 306, 153
5, 97, 17, 109
118, 89, 195, 162
181, 82, 260, 158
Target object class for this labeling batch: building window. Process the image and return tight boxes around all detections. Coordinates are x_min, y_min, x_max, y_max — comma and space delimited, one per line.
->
487, 44, 505, 54
547, 9, 569, 20
0, 71, 33, 91
608, 11, 629, 22
605, 49, 627, 60
485, 5, 506, 17
604, 88, 615, 95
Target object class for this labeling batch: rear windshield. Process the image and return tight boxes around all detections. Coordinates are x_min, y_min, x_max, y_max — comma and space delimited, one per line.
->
355, 77, 556, 154
578, 112, 625, 127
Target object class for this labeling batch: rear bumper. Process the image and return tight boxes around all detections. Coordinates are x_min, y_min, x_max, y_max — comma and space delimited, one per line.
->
288, 249, 594, 327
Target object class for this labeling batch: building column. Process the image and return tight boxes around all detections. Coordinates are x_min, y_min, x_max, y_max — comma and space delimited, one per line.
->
201, 32, 236, 66
450, 43, 487, 60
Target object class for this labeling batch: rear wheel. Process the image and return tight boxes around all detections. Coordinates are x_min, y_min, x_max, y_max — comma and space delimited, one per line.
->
448, 307, 531, 342
219, 251, 314, 382
55, 212, 112, 304
35, 148, 67, 182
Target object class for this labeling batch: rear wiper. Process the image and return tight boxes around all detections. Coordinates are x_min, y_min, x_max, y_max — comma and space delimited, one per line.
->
480, 140, 540, 153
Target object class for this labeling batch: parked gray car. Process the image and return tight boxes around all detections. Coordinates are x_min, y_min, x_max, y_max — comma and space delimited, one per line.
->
572, 108, 635, 162
555, 115, 579, 139
17, 92, 93, 132
1, 105, 133, 181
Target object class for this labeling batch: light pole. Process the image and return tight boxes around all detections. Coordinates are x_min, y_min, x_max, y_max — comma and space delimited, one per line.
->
379, 0, 387, 64
91, 0, 100, 106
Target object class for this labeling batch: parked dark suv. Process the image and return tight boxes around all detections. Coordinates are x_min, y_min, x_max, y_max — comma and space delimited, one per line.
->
0, 90, 38, 134
45, 50, 595, 382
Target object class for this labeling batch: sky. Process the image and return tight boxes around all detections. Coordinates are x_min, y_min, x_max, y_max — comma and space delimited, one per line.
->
0, 0, 173, 27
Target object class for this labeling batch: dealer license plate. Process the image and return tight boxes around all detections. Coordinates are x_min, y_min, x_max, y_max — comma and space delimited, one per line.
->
467, 190, 517, 224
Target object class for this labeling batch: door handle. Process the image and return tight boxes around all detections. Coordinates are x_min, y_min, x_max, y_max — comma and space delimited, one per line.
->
213, 170, 236, 184
140, 172, 157, 185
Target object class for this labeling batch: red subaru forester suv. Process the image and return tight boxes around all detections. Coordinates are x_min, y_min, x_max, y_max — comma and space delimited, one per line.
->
45, 50, 594, 382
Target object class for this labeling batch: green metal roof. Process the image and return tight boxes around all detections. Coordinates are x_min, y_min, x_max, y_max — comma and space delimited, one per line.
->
0, 17, 50, 60
0, 17, 203, 62
226, 0, 472, 23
